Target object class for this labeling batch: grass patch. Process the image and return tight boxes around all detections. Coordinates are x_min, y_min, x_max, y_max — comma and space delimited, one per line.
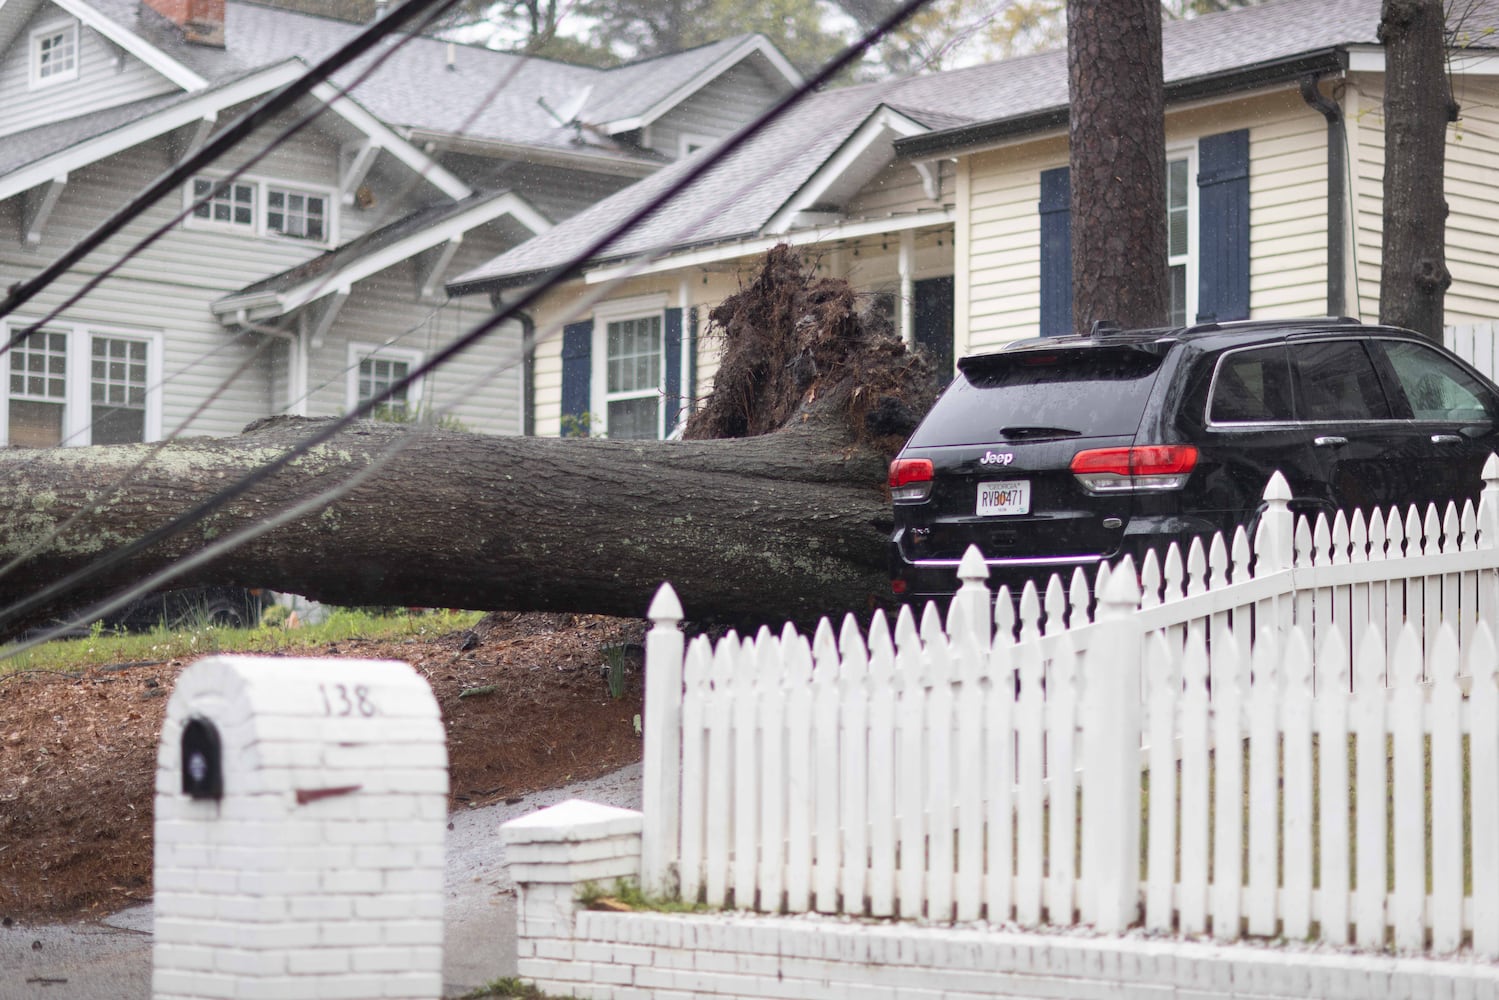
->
1, 607, 485, 677
579, 878, 713, 914
458, 978, 559, 999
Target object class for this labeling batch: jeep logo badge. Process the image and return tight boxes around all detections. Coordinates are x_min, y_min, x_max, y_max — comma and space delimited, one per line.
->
979, 451, 1014, 466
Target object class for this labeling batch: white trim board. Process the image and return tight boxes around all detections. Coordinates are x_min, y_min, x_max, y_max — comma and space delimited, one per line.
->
214, 191, 552, 319
582, 208, 956, 285
0, 61, 304, 203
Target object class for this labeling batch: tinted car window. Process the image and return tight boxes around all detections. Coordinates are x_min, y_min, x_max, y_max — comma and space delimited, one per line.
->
1292, 340, 1391, 420
1380, 340, 1495, 422
908, 347, 1164, 447
1209, 346, 1293, 423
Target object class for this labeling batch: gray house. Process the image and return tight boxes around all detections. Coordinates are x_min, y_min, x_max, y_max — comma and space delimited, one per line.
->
0, 0, 800, 446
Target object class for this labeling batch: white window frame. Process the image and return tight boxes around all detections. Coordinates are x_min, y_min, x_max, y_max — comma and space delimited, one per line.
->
1, 319, 163, 447
347, 342, 424, 418
591, 294, 669, 440
29, 18, 79, 89
184, 174, 338, 246
1166, 141, 1200, 327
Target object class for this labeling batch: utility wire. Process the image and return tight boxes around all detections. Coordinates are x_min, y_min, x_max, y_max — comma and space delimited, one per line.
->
0, 0, 533, 586
0, 0, 935, 637
0, 0, 464, 345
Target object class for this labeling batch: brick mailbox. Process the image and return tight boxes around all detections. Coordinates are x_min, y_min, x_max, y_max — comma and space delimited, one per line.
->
153, 655, 447, 1000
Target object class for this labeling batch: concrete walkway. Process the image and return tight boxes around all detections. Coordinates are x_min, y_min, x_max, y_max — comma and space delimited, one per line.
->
0, 764, 642, 1000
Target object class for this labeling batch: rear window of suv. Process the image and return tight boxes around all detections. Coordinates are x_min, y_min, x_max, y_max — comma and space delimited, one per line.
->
906, 346, 1166, 447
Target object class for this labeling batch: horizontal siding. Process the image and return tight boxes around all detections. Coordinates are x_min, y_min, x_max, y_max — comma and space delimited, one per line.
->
1247, 109, 1328, 319
0, 7, 179, 138
527, 271, 745, 438
0, 131, 503, 439
648, 61, 779, 158
304, 266, 523, 437
961, 91, 1332, 346
0, 255, 276, 439
843, 159, 950, 220
1351, 75, 1499, 325
963, 144, 1055, 353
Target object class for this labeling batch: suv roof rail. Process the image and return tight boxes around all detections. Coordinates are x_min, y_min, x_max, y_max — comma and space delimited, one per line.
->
1179, 315, 1367, 338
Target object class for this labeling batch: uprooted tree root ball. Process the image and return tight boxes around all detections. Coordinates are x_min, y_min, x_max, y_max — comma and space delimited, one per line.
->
683, 245, 939, 457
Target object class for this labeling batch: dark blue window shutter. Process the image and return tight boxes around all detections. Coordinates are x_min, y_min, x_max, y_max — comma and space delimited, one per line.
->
560, 320, 592, 436
1197, 129, 1250, 323
1038, 166, 1072, 337
663, 308, 683, 434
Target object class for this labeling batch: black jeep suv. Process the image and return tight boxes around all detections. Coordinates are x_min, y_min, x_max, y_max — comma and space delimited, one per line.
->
888, 318, 1499, 603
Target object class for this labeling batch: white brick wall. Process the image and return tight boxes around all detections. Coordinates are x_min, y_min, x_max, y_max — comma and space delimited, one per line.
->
153, 656, 447, 1000
505, 799, 1499, 1000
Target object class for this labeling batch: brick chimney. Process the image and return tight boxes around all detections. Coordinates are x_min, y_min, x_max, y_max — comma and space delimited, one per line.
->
141, 0, 225, 47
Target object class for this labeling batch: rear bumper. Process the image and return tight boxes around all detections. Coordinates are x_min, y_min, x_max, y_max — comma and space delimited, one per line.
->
888, 511, 1224, 601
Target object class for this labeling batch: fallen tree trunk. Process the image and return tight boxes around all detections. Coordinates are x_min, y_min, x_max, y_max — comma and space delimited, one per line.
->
0, 417, 895, 634
1, 247, 934, 637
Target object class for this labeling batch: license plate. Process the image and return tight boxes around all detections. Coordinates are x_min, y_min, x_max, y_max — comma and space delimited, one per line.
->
977, 480, 1030, 516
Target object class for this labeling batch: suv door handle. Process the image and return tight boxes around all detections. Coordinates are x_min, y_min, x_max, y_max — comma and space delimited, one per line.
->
1431, 433, 1463, 444
1314, 435, 1348, 447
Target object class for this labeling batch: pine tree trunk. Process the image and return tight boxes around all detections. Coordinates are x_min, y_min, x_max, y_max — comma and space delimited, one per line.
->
1066, 0, 1168, 332
1379, 0, 1455, 341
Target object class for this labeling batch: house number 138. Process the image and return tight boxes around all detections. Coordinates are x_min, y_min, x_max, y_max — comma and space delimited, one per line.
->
319, 683, 377, 717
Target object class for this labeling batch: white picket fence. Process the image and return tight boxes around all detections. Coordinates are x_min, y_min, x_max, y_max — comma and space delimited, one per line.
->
1446, 320, 1499, 383
637, 457, 1499, 956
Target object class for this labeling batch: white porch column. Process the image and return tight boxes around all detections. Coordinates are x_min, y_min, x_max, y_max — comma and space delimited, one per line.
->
898, 230, 916, 347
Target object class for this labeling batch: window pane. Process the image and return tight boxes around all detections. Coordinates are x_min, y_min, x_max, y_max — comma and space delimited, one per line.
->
1169, 264, 1186, 327
194, 178, 257, 228
1293, 341, 1391, 421
91, 405, 144, 445
9, 399, 64, 448
90, 338, 148, 425
1210, 347, 1294, 423
1382, 340, 1494, 421
267, 186, 327, 240
608, 397, 659, 440
10, 330, 67, 400
358, 356, 412, 415
1166, 157, 1189, 258
605, 316, 662, 394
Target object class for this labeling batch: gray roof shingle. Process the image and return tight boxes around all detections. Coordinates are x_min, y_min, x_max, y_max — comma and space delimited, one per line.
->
450, 0, 1499, 290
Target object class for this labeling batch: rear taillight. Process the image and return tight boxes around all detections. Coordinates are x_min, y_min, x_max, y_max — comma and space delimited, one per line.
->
888, 458, 934, 502
1071, 445, 1197, 493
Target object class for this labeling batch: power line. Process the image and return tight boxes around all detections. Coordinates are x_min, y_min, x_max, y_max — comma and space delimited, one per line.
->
0, 0, 464, 345
0, 0, 935, 637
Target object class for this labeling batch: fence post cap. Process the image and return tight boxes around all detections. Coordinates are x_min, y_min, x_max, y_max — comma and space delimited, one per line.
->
1484, 452, 1499, 482
648, 582, 683, 624
957, 545, 987, 582
501, 798, 644, 844
1098, 554, 1140, 610
1262, 470, 1292, 503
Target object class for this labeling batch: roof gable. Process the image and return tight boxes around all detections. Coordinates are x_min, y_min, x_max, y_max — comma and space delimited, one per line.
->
447, 0, 1499, 293
588, 34, 802, 135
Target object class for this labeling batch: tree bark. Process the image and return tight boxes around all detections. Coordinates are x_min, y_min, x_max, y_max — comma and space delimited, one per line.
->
1379, 0, 1455, 341
0, 416, 895, 636
1067, 0, 1168, 332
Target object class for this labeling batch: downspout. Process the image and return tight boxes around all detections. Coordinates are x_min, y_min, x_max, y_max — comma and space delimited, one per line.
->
1300, 75, 1347, 318
231, 309, 306, 416
492, 291, 536, 436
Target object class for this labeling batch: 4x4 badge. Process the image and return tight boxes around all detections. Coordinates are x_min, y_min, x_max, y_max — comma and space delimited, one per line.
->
979, 451, 1015, 466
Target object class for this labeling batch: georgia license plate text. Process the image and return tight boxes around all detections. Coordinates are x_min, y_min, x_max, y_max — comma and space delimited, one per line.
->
978, 480, 1030, 516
